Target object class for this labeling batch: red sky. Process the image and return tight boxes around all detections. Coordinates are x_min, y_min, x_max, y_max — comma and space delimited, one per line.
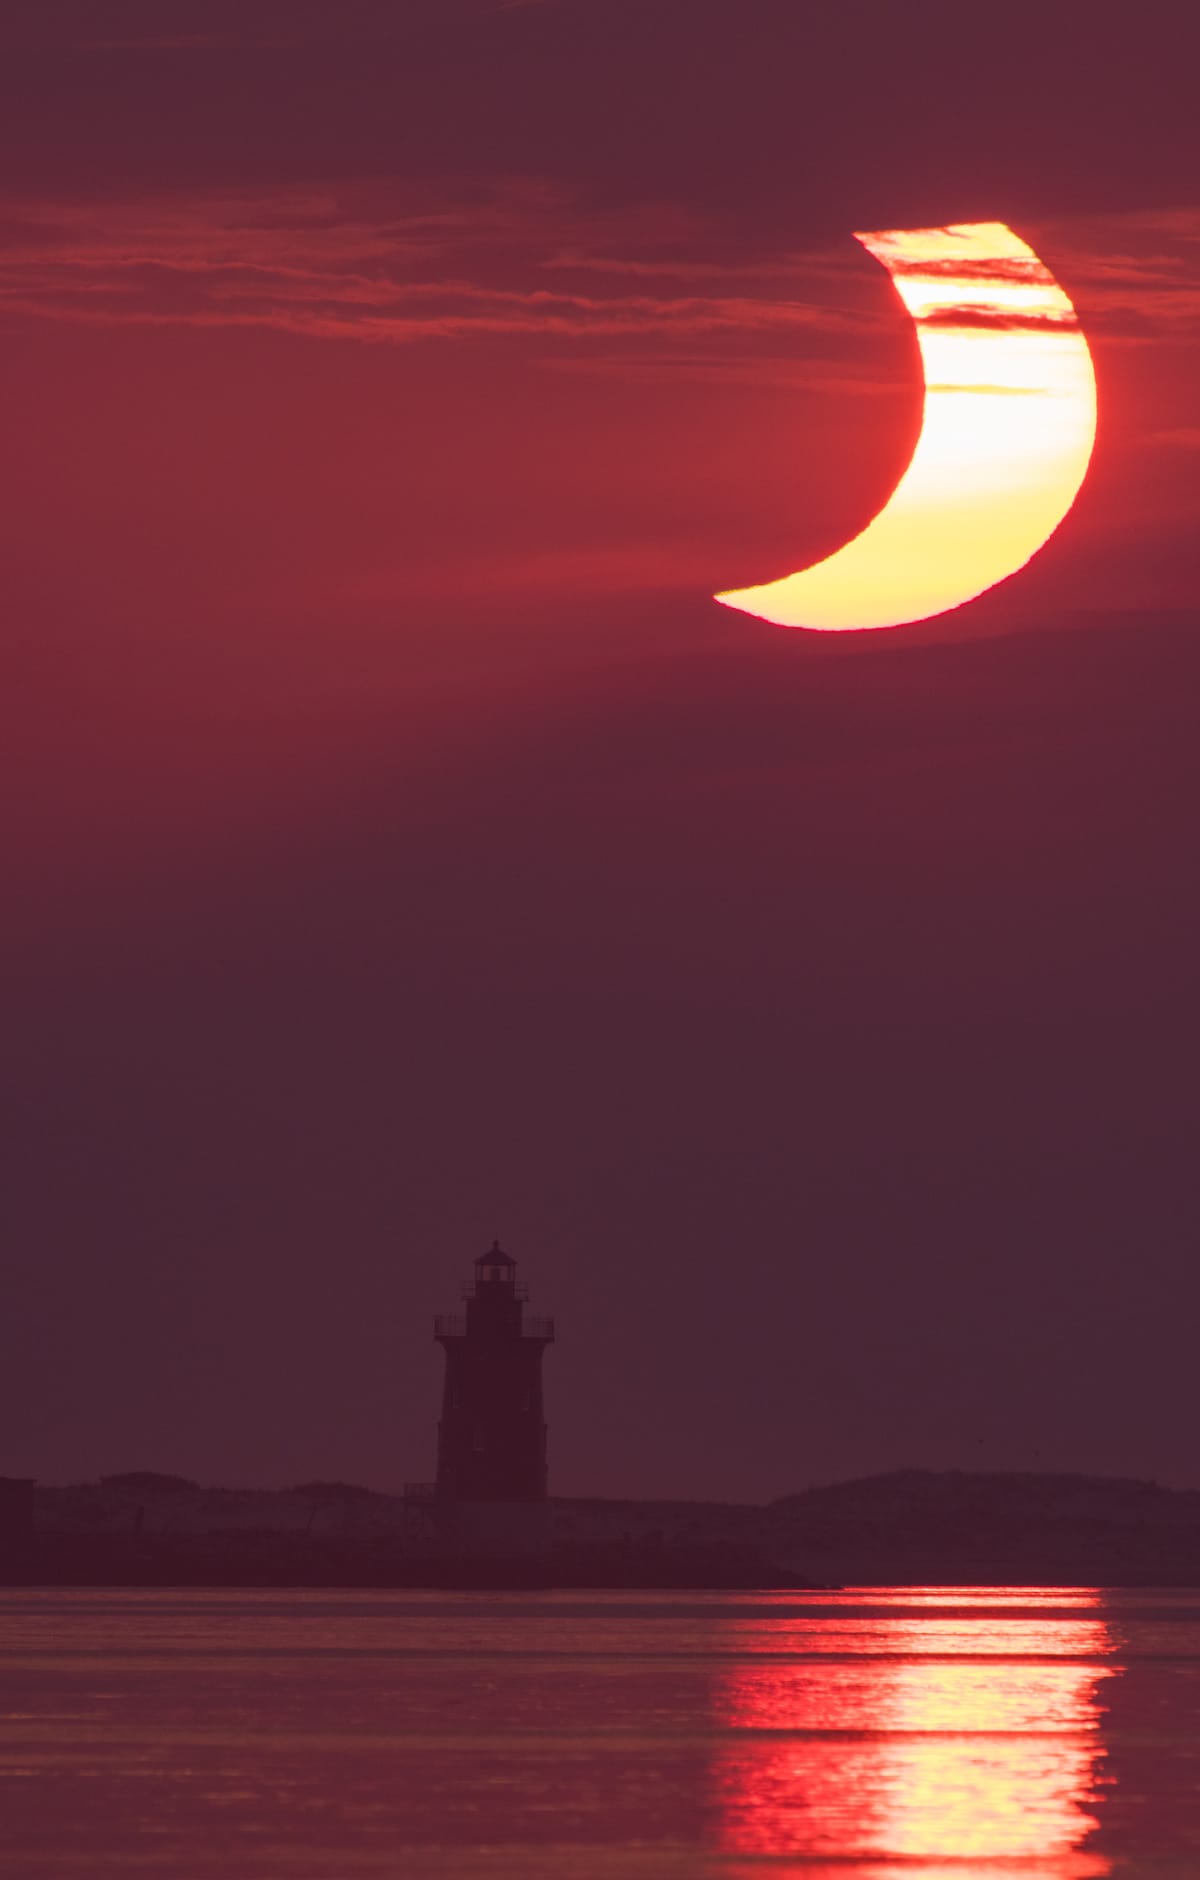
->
4, 0, 1200, 1498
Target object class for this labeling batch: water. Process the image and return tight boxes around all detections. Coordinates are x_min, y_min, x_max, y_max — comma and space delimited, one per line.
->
3, 1587, 1200, 1877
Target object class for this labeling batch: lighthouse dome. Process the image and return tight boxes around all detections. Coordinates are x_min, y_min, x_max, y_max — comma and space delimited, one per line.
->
475, 1240, 517, 1284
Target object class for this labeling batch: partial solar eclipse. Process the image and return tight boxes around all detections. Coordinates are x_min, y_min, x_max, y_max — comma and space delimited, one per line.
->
716, 222, 1096, 632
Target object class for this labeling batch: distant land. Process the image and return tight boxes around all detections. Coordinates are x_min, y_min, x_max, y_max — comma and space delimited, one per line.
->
6, 1471, 1200, 1588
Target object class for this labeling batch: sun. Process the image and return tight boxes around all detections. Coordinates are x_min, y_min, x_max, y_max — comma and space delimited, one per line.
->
716, 223, 1097, 632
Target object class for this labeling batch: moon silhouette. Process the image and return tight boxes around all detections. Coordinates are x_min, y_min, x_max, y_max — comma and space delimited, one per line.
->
716, 222, 1096, 632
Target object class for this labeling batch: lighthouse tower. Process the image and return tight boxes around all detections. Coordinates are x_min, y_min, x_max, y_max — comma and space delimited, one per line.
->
433, 1243, 554, 1501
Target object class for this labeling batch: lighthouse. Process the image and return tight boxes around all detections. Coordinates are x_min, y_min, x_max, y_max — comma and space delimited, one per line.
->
433, 1242, 554, 1502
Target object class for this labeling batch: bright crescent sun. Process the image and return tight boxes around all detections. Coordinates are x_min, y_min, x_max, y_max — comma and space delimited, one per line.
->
715, 222, 1097, 632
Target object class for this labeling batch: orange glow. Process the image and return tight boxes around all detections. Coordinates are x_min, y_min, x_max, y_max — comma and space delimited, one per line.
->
711, 1591, 1114, 1874
716, 222, 1097, 630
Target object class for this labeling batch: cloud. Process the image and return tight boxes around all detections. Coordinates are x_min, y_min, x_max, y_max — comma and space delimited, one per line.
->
75, 33, 300, 51
12, 0, 513, 54
890, 256, 1056, 286
916, 304, 1079, 333
0, 187, 1196, 374
1042, 207, 1200, 341
0, 185, 894, 368
925, 383, 1048, 396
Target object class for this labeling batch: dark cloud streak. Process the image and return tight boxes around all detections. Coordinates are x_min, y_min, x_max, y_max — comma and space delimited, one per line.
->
0, 0, 1195, 233
916, 304, 1079, 332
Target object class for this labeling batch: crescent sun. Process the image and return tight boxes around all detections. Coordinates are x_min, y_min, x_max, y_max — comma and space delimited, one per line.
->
715, 222, 1097, 633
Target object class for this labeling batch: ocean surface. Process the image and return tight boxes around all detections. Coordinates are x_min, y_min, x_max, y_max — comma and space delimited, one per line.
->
2, 1587, 1199, 1877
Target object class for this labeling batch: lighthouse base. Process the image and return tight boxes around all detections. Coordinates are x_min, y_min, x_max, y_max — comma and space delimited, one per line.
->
433, 1499, 552, 1559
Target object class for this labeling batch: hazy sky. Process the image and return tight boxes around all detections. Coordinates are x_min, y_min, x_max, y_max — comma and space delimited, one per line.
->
4, 0, 1199, 1500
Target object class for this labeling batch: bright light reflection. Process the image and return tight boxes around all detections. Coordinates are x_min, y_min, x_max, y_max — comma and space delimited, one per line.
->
716, 222, 1097, 630
712, 1589, 1115, 1876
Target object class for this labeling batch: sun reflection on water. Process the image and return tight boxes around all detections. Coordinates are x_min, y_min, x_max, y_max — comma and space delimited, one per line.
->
712, 1590, 1115, 1877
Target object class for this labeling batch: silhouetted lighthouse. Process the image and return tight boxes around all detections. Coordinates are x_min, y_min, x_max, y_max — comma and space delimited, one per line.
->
434, 1243, 554, 1501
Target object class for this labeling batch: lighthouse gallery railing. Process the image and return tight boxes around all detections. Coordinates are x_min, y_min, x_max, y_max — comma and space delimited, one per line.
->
433, 1313, 555, 1340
